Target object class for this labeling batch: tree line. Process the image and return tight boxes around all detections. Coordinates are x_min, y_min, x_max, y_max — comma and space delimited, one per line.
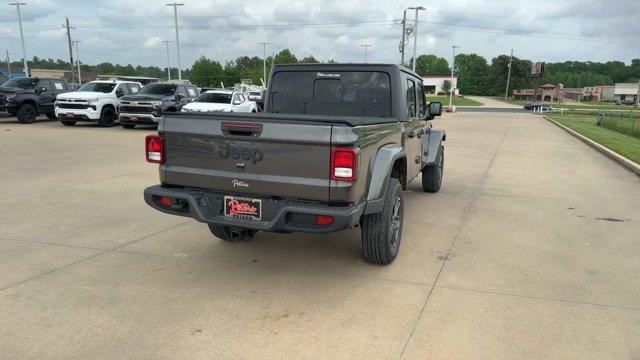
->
7, 51, 640, 96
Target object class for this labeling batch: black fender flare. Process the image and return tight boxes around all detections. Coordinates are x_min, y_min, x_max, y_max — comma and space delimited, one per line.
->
363, 144, 405, 215
422, 128, 446, 166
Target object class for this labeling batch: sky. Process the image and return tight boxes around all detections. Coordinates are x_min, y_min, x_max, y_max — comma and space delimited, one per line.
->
0, 0, 638, 70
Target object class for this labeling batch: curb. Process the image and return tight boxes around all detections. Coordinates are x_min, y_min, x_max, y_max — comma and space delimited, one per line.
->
543, 115, 640, 177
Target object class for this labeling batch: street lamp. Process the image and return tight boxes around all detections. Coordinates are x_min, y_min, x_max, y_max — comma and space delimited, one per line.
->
259, 42, 269, 86
408, 6, 425, 72
8, 2, 28, 77
449, 45, 459, 109
166, 3, 184, 80
361, 44, 372, 63
162, 40, 172, 80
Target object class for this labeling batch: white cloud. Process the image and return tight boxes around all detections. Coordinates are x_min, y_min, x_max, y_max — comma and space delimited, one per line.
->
143, 36, 162, 48
336, 35, 349, 45
425, 35, 436, 47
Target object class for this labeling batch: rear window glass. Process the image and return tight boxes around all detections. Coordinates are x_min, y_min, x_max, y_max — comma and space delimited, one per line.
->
196, 93, 232, 103
269, 71, 391, 117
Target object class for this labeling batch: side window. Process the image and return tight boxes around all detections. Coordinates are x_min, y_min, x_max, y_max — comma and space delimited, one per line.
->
177, 86, 187, 97
118, 84, 130, 95
239, 94, 246, 102
38, 80, 52, 91
406, 79, 416, 117
186, 86, 197, 98
417, 84, 425, 118
52, 80, 65, 91
127, 83, 140, 94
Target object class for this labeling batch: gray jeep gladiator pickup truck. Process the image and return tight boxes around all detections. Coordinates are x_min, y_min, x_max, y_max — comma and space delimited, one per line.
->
144, 64, 444, 265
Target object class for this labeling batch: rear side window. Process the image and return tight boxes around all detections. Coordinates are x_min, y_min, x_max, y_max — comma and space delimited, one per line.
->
52, 80, 65, 91
417, 84, 425, 118
269, 71, 391, 117
406, 79, 416, 117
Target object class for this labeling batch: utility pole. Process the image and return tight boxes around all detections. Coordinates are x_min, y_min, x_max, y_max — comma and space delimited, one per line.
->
449, 45, 459, 109
72, 40, 82, 84
9, 2, 28, 77
5, 49, 10, 77
505, 49, 513, 101
63, 18, 76, 84
166, 3, 184, 80
162, 40, 172, 80
636, 79, 640, 107
400, 9, 407, 67
361, 44, 372, 63
408, 6, 425, 72
258, 42, 269, 86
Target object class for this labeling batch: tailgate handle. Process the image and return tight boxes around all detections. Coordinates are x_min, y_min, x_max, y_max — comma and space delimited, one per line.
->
221, 122, 262, 137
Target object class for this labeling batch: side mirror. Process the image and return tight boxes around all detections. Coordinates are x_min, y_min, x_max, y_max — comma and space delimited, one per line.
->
428, 102, 443, 117
233, 100, 242, 105
36, 87, 47, 93
176, 94, 184, 100
115, 90, 124, 98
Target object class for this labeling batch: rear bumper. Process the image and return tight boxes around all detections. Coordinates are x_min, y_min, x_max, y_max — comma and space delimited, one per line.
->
144, 185, 364, 233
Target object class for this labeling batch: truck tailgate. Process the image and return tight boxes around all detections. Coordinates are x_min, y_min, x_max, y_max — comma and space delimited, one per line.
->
161, 115, 332, 202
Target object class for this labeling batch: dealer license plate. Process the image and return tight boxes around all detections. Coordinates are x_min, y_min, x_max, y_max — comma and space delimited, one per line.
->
224, 196, 262, 221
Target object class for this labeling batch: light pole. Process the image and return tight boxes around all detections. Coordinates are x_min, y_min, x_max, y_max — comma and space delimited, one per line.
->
400, 9, 407, 67
9, 2, 28, 77
5, 49, 11, 76
162, 40, 172, 80
72, 40, 82, 84
166, 3, 184, 80
505, 49, 513, 101
449, 45, 459, 109
361, 44, 372, 63
408, 6, 425, 72
258, 42, 269, 86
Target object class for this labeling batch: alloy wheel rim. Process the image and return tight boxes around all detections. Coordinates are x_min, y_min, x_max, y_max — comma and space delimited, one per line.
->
390, 196, 402, 248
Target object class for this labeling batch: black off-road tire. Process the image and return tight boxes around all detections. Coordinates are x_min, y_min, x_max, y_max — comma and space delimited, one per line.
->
422, 146, 444, 193
208, 224, 257, 242
98, 107, 116, 127
121, 123, 135, 129
17, 103, 37, 124
60, 120, 76, 126
360, 177, 404, 265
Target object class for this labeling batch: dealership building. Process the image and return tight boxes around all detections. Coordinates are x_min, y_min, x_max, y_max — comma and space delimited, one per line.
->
421, 76, 458, 95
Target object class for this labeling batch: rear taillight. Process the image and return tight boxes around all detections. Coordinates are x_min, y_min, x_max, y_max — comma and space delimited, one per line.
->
331, 148, 358, 181
145, 135, 164, 163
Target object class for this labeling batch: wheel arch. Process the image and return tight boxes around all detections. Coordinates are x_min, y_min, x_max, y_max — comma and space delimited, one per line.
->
363, 144, 406, 215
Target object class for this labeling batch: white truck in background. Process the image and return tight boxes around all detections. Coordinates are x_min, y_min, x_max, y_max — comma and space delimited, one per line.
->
55, 80, 142, 127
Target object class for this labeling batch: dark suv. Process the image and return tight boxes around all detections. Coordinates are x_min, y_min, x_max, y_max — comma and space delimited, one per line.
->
0, 77, 70, 123
118, 83, 199, 129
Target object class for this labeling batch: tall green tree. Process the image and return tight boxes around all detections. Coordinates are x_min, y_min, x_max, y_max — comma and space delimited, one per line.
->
188, 56, 223, 87
273, 49, 298, 64
454, 53, 491, 95
413, 55, 450, 76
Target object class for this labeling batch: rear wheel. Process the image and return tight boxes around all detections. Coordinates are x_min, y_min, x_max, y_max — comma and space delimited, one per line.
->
208, 224, 257, 242
422, 146, 444, 193
17, 104, 37, 124
98, 107, 116, 127
121, 123, 135, 129
60, 120, 76, 126
360, 177, 404, 265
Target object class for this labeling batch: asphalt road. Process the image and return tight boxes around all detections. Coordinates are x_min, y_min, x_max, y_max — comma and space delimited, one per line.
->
1, 113, 639, 359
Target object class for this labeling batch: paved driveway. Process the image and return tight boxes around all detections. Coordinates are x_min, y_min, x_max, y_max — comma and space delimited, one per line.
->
1, 113, 639, 359
464, 96, 522, 108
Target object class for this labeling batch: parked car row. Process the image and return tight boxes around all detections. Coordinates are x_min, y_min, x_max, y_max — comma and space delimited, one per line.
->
0, 78, 260, 127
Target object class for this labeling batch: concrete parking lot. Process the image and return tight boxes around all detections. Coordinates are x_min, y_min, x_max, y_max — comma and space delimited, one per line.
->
1, 112, 639, 359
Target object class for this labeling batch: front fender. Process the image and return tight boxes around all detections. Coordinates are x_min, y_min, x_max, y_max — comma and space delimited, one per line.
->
363, 144, 405, 215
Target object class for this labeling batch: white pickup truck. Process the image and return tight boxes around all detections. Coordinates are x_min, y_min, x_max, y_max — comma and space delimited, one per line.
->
55, 80, 142, 127
181, 90, 258, 113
